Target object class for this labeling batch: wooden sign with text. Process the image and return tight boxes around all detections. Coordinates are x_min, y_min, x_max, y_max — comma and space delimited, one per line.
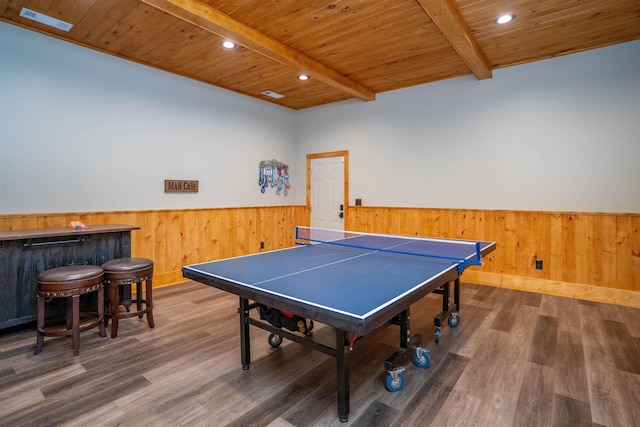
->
164, 180, 199, 193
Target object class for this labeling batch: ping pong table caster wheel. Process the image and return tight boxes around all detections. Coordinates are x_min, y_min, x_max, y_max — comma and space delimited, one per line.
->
268, 333, 283, 348
385, 368, 405, 392
413, 347, 431, 369
435, 327, 441, 344
448, 312, 460, 328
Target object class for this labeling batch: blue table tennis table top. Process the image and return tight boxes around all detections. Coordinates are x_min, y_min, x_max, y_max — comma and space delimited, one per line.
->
183, 233, 495, 334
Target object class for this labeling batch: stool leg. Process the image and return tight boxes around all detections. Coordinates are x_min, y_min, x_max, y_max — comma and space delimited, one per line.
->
98, 284, 107, 338
136, 281, 143, 318
146, 278, 155, 329
103, 283, 110, 327
72, 295, 80, 356
34, 294, 45, 355
110, 283, 120, 338
66, 297, 73, 331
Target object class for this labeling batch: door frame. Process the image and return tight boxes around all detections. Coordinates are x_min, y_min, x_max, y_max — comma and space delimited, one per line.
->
306, 150, 349, 226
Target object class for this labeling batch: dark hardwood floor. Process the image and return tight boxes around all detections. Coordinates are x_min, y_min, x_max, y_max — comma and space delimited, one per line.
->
1, 281, 639, 426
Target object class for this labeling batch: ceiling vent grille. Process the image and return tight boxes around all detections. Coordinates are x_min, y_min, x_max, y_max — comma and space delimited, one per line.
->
261, 90, 284, 99
19, 8, 73, 32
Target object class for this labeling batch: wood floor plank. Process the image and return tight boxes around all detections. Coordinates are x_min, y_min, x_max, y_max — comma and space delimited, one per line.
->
521, 291, 543, 308
499, 288, 541, 312
512, 362, 555, 426
281, 378, 337, 426
594, 301, 627, 323
617, 305, 640, 338
602, 319, 640, 374
1, 282, 640, 426
538, 294, 582, 334
470, 303, 539, 426
0, 389, 45, 416
0, 367, 15, 379
389, 352, 469, 426
426, 388, 481, 426
0, 362, 86, 401
490, 307, 517, 332
471, 350, 524, 425
469, 283, 496, 302
555, 331, 590, 402
551, 394, 593, 427
619, 370, 640, 427
446, 304, 495, 359
267, 419, 296, 427
113, 349, 237, 419
449, 329, 503, 400
62, 401, 126, 426
225, 382, 310, 427
580, 303, 636, 426
528, 315, 559, 367
349, 400, 399, 427
284, 339, 396, 425
2, 374, 150, 426
466, 283, 499, 311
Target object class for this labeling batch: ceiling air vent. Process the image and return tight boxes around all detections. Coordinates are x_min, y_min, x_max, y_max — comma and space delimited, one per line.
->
261, 90, 284, 99
19, 8, 73, 32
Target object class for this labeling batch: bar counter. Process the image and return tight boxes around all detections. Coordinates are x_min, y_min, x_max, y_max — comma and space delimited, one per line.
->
0, 224, 139, 330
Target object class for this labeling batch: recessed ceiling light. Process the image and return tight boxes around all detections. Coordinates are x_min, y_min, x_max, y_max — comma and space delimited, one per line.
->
298, 74, 309, 81
221, 40, 236, 49
495, 14, 516, 25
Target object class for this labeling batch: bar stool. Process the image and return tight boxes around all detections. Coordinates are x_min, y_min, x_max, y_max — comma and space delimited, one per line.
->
35, 265, 106, 356
102, 257, 154, 338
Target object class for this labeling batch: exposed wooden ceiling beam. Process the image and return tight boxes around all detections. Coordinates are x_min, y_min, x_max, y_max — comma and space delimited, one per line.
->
140, 0, 375, 102
416, 0, 492, 80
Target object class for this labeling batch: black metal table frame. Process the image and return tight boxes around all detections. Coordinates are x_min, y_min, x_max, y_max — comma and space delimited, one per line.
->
235, 275, 462, 422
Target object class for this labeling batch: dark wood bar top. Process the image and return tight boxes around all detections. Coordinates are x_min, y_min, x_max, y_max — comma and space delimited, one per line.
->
0, 224, 140, 241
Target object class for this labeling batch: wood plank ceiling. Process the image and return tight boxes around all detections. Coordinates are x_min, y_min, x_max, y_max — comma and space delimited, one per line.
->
2, 0, 639, 110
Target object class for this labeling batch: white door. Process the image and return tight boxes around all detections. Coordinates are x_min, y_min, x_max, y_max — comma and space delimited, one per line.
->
310, 156, 344, 230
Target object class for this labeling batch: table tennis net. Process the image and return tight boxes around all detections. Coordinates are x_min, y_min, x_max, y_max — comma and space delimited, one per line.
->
295, 226, 483, 269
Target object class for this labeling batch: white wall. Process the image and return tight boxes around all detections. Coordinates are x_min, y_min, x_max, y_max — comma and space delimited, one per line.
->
0, 22, 300, 214
295, 40, 640, 213
2, 21, 639, 215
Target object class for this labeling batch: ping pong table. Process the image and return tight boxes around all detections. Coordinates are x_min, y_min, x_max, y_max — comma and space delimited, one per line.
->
183, 227, 496, 422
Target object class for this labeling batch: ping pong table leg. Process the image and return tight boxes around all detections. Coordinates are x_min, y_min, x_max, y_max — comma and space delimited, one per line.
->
239, 297, 251, 370
383, 309, 423, 392
433, 278, 462, 342
335, 329, 349, 422
441, 281, 450, 314
399, 309, 410, 348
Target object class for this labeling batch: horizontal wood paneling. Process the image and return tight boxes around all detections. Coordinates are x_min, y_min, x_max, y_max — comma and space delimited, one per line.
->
0, 206, 309, 287
346, 207, 640, 304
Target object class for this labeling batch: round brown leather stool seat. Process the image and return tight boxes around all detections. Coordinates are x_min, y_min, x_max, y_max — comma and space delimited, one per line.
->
35, 265, 107, 356
102, 257, 155, 338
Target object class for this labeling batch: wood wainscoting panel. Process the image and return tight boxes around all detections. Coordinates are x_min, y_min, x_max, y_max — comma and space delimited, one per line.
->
0, 206, 309, 288
2, 206, 638, 307
346, 207, 640, 307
